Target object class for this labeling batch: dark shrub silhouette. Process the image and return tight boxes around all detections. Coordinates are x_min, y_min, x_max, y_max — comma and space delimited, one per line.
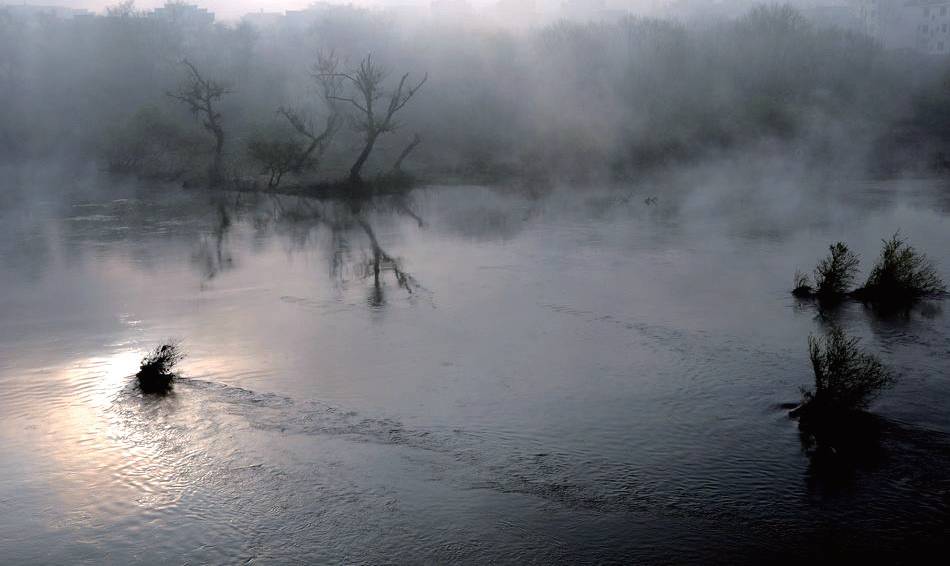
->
853, 232, 946, 305
792, 269, 813, 298
793, 242, 860, 301
792, 327, 893, 419
247, 135, 304, 188
814, 242, 860, 299
136, 343, 184, 394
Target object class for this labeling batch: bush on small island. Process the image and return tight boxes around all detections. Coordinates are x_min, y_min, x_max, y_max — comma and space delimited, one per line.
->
851, 232, 946, 305
791, 234, 945, 309
136, 343, 185, 394
792, 242, 860, 302
814, 242, 860, 300
247, 135, 305, 189
791, 327, 893, 421
792, 270, 813, 298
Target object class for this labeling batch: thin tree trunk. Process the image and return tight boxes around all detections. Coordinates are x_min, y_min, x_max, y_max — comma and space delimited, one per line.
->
349, 133, 378, 184
210, 128, 225, 186
293, 138, 319, 172
392, 133, 422, 172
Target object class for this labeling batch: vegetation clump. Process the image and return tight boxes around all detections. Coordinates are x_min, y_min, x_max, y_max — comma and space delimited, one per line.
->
792, 242, 860, 301
247, 135, 304, 189
792, 270, 813, 298
814, 242, 860, 299
792, 234, 944, 308
136, 343, 185, 394
852, 232, 946, 305
791, 327, 893, 421
102, 105, 206, 180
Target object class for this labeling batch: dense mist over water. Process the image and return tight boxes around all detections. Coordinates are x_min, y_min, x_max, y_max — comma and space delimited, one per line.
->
3, 1, 950, 186
3, 2, 950, 565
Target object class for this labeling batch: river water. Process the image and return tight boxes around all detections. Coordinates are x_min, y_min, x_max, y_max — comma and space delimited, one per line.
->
1, 166, 949, 563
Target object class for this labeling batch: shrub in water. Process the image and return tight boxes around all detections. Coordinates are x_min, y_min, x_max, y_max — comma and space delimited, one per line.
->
136, 343, 184, 393
854, 232, 945, 304
794, 327, 893, 418
792, 269, 813, 298
813, 242, 860, 299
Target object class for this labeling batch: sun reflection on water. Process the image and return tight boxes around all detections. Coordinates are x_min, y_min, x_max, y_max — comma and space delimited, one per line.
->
0, 347, 192, 525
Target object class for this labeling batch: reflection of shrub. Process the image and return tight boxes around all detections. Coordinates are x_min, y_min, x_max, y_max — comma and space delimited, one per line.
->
797, 409, 883, 472
814, 242, 860, 299
136, 343, 185, 394
795, 327, 893, 418
854, 232, 946, 304
102, 106, 206, 179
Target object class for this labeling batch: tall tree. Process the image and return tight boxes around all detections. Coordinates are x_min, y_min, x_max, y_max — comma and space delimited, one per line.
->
320, 54, 427, 184
167, 59, 230, 185
274, 51, 343, 174
277, 107, 340, 173
392, 133, 422, 173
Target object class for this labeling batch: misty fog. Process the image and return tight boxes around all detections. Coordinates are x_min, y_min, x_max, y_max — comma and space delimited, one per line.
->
2, 1, 950, 564
2, 1, 947, 185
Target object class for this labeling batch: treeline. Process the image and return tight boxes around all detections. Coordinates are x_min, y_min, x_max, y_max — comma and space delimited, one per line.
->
2, 2, 950, 185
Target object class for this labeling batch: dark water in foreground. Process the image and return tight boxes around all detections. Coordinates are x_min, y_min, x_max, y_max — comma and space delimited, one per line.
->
1, 169, 949, 564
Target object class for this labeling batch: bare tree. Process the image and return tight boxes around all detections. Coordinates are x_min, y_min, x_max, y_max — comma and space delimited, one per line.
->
277, 107, 340, 173
319, 54, 427, 184
167, 59, 231, 185
272, 51, 344, 174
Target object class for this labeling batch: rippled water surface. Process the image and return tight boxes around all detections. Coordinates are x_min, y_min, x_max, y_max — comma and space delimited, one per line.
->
2, 168, 950, 563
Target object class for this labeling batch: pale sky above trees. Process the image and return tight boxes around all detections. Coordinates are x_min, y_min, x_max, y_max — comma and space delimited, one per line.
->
4, 1, 667, 20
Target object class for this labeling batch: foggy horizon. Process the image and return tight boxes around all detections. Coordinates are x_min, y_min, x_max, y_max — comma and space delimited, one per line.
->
2, 0, 669, 20
0, 1, 840, 21
3, 0, 950, 563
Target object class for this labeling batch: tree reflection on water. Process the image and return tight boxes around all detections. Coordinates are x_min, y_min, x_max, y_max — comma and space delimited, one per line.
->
193, 191, 428, 309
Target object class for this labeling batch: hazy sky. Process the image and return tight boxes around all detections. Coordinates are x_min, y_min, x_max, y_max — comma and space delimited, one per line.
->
4, 1, 667, 20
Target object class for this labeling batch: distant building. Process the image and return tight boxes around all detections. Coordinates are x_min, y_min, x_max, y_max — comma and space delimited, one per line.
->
148, 3, 215, 28
906, 1, 950, 53
850, 1, 950, 53
0, 4, 91, 20
663, 0, 753, 23
242, 11, 284, 30
852, 1, 912, 49
284, 2, 337, 30
800, 3, 862, 31
557, 0, 634, 22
